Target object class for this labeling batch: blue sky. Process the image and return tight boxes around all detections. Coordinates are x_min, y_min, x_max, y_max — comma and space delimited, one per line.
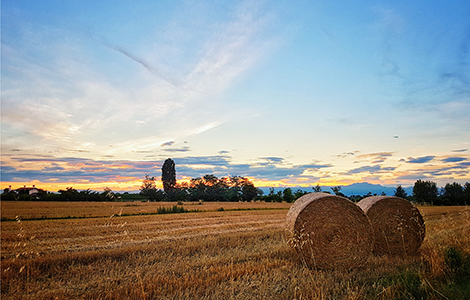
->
1, 0, 469, 191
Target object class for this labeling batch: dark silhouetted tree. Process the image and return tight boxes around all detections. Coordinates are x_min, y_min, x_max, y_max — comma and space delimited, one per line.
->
394, 185, 407, 198
201, 174, 222, 202
140, 174, 158, 201
162, 158, 176, 193
59, 187, 79, 201
442, 182, 465, 205
464, 182, 470, 204
413, 180, 438, 204
186, 174, 257, 202
331, 186, 346, 197
241, 181, 258, 201
282, 188, 295, 203
1, 188, 18, 201
263, 187, 282, 202
312, 184, 322, 193
294, 189, 308, 199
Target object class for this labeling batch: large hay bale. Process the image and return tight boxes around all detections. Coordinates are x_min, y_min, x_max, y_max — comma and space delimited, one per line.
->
357, 196, 425, 256
286, 193, 373, 269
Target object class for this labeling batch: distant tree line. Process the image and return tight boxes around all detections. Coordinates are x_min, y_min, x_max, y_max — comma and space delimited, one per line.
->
328, 181, 470, 205
253, 181, 470, 205
140, 173, 262, 202
139, 158, 261, 202
0, 187, 126, 202
408, 180, 470, 205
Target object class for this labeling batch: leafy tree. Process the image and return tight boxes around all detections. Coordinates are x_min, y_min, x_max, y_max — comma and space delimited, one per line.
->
202, 174, 222, 201
188, 177, 206, 201
261, 188, 283, 202
293, 189, 308, 199
57, 187, 102, 201
82, 189, 106, 202
185, 174, 257, 202
167, 184, 187, 203
1, 189, 18, 201
162, 158, 176, 193
312, 184, 322, 193
140, 174, 158, 201
282, 188, 295, 203
394, 185, 408, 198
331, 186, 346, 197
242, 182, 258, 201
442, 182, 465, 205
413, 180, 438, 204
348, 195, 364, 203
59, 187, 80, 201
464, 182, 470, 204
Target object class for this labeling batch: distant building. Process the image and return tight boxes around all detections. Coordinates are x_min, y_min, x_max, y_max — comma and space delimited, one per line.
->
7, 185, 45, 196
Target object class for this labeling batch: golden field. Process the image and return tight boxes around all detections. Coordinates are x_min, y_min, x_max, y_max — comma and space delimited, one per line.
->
0, 201, 292, 220
1, 201, 469, 299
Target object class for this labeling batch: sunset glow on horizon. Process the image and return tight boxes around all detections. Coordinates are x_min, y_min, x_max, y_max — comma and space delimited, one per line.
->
2, 1, 469, 192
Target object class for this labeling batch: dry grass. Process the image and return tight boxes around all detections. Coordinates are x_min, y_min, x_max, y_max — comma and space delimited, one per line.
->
1, 203, 469, 299
1, 201, 291, 220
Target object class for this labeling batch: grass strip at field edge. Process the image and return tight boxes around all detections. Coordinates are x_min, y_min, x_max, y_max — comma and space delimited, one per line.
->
0, 206, 289, 222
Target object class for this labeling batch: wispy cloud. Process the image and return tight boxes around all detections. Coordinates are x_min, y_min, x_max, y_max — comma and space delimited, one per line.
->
346, 165, 395, 175
335, 152, 356, 159
182, 1, 278, 94
406, 156, 435, 164
93, 35, 181, 87
441, 157, 467, 163
191, 122, 222, 135
259, 157, 285, 164
356, 152, 394, 163
357, 152, 394, 159
162, 147, 191, 153
161, 141, 175, 147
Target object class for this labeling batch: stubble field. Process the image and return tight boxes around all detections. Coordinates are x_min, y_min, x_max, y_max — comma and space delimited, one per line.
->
1, 201, 469, 299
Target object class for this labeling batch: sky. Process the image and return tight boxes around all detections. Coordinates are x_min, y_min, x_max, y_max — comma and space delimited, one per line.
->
1, 0, 470, 192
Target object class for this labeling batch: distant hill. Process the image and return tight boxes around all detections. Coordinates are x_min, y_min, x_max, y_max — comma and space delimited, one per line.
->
259, 183, 413, 197
340, 182, 412, 196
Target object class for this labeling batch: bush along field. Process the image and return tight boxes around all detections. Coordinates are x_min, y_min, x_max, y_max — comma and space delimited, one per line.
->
1, 202, 469, 299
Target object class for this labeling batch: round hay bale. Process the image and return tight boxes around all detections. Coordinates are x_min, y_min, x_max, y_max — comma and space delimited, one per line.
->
286, 193, 373, 270
357, 196, 425, 256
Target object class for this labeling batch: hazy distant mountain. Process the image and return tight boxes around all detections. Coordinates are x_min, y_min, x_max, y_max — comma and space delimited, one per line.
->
340, 182, 412, 196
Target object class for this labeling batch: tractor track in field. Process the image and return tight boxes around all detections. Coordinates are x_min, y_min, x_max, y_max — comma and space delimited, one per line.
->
45, 219, 285, 254
1, 212, 287, 258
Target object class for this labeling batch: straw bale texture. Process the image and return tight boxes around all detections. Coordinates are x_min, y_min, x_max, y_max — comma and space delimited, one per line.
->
286, 193, 373, 269
357, 196, 425, 256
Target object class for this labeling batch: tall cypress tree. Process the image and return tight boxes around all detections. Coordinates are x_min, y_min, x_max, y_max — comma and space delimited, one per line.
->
161, 158, 176, 193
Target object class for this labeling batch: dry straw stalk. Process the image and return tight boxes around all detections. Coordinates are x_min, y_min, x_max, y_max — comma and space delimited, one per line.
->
286, 193, 373, 270
357, 196, 425, 256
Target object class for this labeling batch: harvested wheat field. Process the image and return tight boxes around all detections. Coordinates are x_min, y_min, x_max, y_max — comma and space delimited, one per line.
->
1, 202, 470, 299
0, 201, 292, 221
